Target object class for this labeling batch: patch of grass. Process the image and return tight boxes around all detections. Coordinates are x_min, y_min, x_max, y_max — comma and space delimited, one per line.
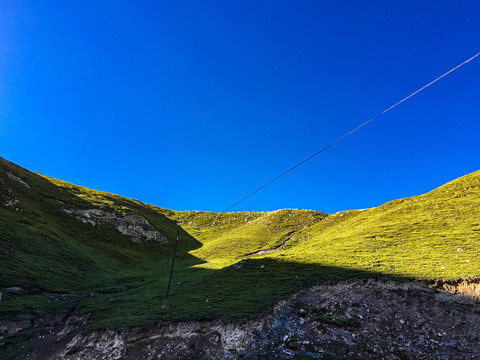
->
393, 348, 410, 360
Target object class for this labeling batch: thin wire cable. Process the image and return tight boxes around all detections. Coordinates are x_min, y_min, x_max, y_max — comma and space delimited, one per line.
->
223, 51, 480, 212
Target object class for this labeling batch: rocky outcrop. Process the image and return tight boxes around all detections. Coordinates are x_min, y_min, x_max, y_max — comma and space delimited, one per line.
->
62, 208, 168, 243
1, 176, 21, 211
64, 330, 126, 360
430, 277, 480, 299
1, 197, 20, 210
6, 171, 30, 188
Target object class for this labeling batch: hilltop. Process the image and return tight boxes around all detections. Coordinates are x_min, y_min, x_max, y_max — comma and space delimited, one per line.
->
1, 157, 479, 359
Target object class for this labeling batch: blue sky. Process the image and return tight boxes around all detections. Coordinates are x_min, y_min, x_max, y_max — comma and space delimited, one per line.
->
1, 1, 479, 213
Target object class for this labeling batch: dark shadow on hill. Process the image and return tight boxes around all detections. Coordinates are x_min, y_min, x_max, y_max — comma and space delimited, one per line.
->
0, 156, 206, 297
77, 257, 469, 331
156, 258, 419, 321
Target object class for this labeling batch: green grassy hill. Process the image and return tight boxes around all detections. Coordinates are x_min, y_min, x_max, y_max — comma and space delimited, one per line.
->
0, 157, 192, 292
1, 156, 479, 358
275, 170, 480, 278
167, 208, 328, 267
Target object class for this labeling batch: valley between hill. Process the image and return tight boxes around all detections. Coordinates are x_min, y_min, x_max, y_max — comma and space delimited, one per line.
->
1, 157, 479, 359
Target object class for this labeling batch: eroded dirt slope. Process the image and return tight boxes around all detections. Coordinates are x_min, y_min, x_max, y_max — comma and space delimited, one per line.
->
13, 278, 480, 360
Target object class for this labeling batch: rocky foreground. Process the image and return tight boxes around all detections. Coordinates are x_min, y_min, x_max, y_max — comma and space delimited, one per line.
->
10, 277, 480, 360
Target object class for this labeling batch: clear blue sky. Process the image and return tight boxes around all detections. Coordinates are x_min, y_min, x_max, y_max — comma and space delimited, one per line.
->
1, 1, 479, 213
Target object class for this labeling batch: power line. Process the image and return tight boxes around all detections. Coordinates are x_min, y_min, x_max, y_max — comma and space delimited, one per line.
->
223, 51, 480, 212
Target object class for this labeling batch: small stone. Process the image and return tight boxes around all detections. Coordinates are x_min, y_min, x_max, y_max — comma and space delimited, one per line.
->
441, 341, 457, 348
449, 310, 458, 317
346, 311, 357, 318
298, 308, 308, 316
7, 286, 23, 292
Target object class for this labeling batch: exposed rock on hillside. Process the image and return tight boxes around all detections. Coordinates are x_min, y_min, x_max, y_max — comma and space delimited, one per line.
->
61, 208, 168, 243
6, 171, 30, 188
22, 278, 480, 360
1, 176, 21, 210
1, 195, 20, 210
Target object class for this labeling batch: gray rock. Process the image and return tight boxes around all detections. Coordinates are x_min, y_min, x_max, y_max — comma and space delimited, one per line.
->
7, 286, 23, 291
441, 341, 457, 348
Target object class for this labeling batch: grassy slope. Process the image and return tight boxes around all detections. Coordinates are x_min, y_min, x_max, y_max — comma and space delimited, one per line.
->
0, 158, 327, 333
0, 158, 197, 327
277, 170, 480, 279
1, 156, 480, 357
167, 209, 328, 268
0, 158, 186, 293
